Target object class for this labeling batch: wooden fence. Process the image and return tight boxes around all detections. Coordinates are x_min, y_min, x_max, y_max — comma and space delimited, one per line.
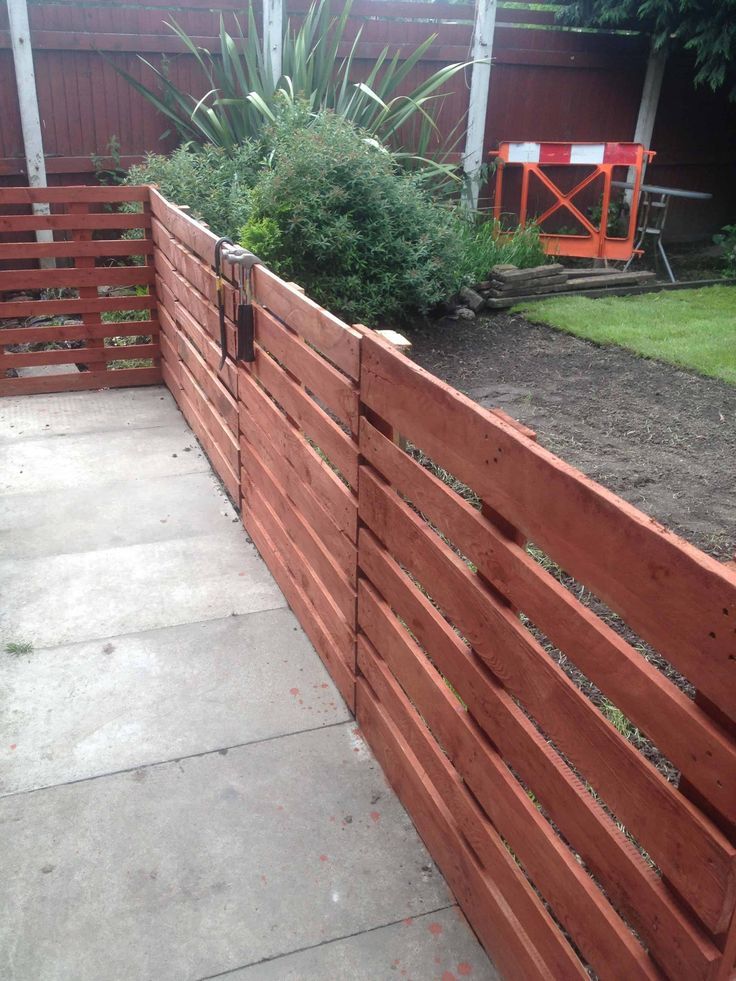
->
0, 0, 734, 238
0, 185, 160, 395
1, 184, 735, 978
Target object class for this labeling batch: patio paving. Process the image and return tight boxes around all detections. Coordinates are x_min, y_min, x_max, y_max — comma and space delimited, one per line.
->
0, 386, 499, 981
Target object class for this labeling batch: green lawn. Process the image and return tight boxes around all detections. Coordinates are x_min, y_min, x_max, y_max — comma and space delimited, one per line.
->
514, 285, 736, 385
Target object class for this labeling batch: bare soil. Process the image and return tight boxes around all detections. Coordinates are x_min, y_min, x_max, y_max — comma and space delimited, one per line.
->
408, 311, 736, 562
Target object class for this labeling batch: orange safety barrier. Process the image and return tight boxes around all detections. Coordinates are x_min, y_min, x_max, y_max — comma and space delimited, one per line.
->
490, 141, 655, 261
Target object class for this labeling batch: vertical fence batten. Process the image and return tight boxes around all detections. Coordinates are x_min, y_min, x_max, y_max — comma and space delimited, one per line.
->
1, 185, 735, 979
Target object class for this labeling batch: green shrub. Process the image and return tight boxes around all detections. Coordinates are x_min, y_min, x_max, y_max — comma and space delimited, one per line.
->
456, 216, 548, 283
127, 142, 261, 240
239, 111, 465, 325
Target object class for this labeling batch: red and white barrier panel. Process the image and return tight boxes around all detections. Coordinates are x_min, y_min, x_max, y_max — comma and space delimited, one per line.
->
501, 142, 641, 166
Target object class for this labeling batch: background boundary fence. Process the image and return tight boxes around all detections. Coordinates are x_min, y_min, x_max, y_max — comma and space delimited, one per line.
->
0, 0, 734, 239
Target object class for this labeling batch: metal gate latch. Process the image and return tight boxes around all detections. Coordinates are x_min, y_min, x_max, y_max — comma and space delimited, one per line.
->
214, 238, 263, 368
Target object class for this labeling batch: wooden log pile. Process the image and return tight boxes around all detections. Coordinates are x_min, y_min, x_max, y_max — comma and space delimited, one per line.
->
466, 264, 657, 311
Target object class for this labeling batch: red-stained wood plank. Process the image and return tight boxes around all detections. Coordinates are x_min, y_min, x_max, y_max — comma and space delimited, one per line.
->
357, 637, 590, 979
360, 417, 736, 823
0, 266, 154, 291
254, 303, 359, 433
360, 334, 736, 726
149, 188, 217, 267
0, 184, 149, 203
241, 481, 356, 709
245, 349, 358, 489
359, 464, 736, 936
253, 265, 361, 380
358, 526, 720, 981
173, 370, 239, 503
0, 239, 154, 260
178, 360, 239, 476
356, 675, 564, 981
0, 320, 158, 345
0, 213, 151, 232
242, 433, 356, 624
0, 295, 155, 319
175, 328, 238, 436
239, 412, 356, 579
238, 371, 358, 544
0, 366, 161, 397
2, 343, 155, 369
359, 579, 659, 980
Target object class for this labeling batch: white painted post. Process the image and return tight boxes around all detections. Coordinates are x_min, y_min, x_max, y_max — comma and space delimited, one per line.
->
263, 0, 283, 88
7, 0, 54, 259
461, 0, 497, 211
625, 41, 667, 203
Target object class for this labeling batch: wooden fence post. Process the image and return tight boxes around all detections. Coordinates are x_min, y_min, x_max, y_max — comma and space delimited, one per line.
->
462, 0, 497, 211
263, 0, 283, 88
7, 0, 54, 266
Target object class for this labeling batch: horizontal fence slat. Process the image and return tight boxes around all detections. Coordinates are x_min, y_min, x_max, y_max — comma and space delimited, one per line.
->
242, 432, 356, 625
359, 577, 658, 979
253, 265, 361, 381
356, 638, 587, 980
356, 674, 575, 981
359, 462, 736, 935
178, 357, 239, 477
0, 365, 160, 397
0, 295, 155, 319
358, 526, 720, 981
238, 371, 357, 544
360, 334, 736, 727
244, 478, 356, 698
168, 361, 239, 502
0, 266, 154, 291
0, 239, 153, 260
0, 320, 158, 345
254, 304, 359, 433
1, 343, 156, 369
0, 185, 150, 204
246, 348, 358, 489
238, 415, 356, 579
360, 417, 736, 824
174, 326, 238, 437
0, 213, 151, 232
149, 188, 217, 267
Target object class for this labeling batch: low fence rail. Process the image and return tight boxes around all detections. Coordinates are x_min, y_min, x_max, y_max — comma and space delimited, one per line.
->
1, 184, 735, 979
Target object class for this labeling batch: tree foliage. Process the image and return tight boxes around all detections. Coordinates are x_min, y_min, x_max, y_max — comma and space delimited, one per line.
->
561, 0, 736, 99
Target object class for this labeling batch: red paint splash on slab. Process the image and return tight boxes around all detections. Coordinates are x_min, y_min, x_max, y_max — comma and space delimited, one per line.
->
9, 744, 16, 751
442, 973, 457, 981
458, 964, 472, 976
289, 687, 299, 696
319, 854, 329, 862
403, 917, 413, 926
370, 810, 381, 823
429, 922, 443, 936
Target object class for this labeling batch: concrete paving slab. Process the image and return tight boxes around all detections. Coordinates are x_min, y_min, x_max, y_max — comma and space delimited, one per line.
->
0, 724, 452, 981
0, 423, 209, 495
0, 386, 180, 443
0, 471, 238, 559
0, 533, 285, 649
1, 609, 350, 795
224, 906, 499, 981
